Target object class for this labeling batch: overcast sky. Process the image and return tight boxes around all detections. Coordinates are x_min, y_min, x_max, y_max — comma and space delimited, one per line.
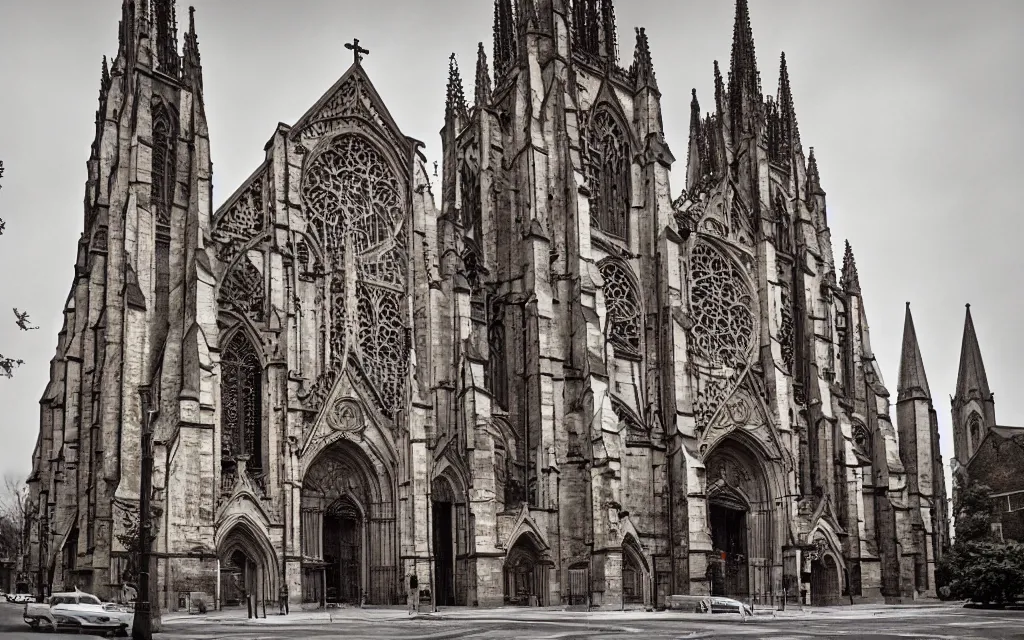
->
0, 0, 1022, 486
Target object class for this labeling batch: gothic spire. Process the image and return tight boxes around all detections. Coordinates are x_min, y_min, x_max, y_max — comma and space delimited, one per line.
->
631, 27, 657, 91
777, 52, 801, 148
841, 239, 860, 293
445, 53, 469, 122
955, 304, 993, 402
727, 0, 762, 129
100, 56, 111, 93
806, 147, 824, 196
475, 42, 492, 107
493, 0, 517, 80
182, 6, 203, 91
152, 0, 180, 78
898, 303, 932, 403
713, 59, 725, 116
686, 89, 703, 190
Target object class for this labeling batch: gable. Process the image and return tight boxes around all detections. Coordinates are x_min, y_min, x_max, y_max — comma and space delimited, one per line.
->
290, 62, 412, 159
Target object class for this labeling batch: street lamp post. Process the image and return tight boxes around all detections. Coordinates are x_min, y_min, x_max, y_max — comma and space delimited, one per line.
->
132, 385, 157, 640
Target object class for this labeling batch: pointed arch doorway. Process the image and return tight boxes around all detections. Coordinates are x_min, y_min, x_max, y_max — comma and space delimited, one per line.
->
301, 439, 399, 605
704, 436, 776, 600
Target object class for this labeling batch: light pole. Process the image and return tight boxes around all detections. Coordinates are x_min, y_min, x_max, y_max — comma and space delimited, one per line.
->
132, 385, 158, 640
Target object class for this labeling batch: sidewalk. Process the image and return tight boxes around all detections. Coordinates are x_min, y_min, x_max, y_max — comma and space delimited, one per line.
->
161, 601, 965, 627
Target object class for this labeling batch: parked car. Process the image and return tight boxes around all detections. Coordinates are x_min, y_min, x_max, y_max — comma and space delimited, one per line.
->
700, 596, 753, 616
23, 590, 131, 635
7, 593, 35, 604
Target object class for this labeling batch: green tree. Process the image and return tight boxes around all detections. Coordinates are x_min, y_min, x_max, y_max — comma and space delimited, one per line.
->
938, 478, 1024, 605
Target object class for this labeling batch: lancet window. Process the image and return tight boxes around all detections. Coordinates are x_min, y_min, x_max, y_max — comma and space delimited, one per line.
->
460, 160, 482, 242
488, 300, 509, 411
151, 103, 177, 228
220, 332, 263, 472
598, 259, 641, 358
585, 108, 631, 240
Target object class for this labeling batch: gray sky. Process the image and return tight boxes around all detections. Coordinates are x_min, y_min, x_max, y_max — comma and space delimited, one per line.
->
0, 0, 1022, 485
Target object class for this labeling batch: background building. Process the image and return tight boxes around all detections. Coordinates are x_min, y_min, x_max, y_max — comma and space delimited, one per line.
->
24, 0, 949, 611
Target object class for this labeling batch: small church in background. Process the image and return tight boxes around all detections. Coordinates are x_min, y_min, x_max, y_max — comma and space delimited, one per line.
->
948, 305, 1024, 542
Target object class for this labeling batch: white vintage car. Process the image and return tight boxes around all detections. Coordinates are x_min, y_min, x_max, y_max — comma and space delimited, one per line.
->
24, 590, 132, 635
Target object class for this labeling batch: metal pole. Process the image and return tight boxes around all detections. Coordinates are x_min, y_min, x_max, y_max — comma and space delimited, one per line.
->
132, 386, 156, 640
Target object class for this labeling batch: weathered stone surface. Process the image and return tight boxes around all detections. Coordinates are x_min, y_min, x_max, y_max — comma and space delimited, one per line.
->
23, 0, 948, 613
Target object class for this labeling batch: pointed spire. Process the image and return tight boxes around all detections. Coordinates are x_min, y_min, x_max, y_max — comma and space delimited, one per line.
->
182, 6, 203, 91
777, 52, 801, 147
841, 240, 860, 293
955, 304, 993, 401
686, 89, 703, 190
806, 147, 824, 196
898, 303, 932, 402
101, 56, 111, 92
631, 27, 657, 91
474, 42, 492, 107
727, 0, 762, 130
493, 0, 517, 80
446, 53, 469, 123
713, 60, 725, 115
153, 0, 180, 78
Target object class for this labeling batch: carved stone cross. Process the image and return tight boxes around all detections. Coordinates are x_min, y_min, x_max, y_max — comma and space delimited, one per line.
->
345, 38, 370, 64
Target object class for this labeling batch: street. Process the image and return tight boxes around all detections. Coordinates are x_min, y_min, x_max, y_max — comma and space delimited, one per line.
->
1, 601, 1023, 639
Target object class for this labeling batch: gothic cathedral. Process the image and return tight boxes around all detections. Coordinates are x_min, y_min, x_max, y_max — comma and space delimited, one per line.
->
24, 0, 949, 611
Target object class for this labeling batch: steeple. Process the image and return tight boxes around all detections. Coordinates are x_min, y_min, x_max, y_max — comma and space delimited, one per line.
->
897, 303, 931, 403
727, 0, 762, 132
631, 27, 657, 91
182, 6, 203, 92
474, 42, 492, 107
492, 0, 517, 80
152, 0, 180, 78
768, 52, 802, 168
841, 239, 860, 293
954, 304, 993, 404
445, 53, 469, 123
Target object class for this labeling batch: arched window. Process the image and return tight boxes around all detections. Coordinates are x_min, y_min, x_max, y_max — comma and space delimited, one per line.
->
598, 259, 641, 358
488, 299, 509, 410
151, 103, 177, 228
969, 414, 983, 456
221, 332, 263, 473
585, 108, 631, 240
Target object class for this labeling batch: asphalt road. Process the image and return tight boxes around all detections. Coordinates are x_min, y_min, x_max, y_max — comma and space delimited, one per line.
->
2, 602, 1024, 639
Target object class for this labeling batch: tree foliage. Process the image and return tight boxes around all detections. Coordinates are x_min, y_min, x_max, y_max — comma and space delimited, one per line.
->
0, 475, 28, 563
938, 478, 1024, 605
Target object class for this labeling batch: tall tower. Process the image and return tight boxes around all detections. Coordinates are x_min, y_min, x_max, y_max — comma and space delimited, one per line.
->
895, 303, 947, 597
25, 0, 215, 601
951, 304, 996, 464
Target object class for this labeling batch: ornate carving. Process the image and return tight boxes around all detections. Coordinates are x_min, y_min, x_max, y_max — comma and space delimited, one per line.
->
598, 259, 641, 358
583, 108, 631, 240
300, 73, 388, 140
326, 399, 364, 434
219, 256, 265, 323
779, 285, 795, 372
852, 422, 870, 457
213, 172, 265, 265
220, 332, 262, 470
301, 134, 408, 418
689, 241, 756, 429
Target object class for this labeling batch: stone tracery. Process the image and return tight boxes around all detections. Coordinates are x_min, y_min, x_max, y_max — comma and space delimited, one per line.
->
220, 332, 263, 472
598, 259, 641, 358
583, 107, 631, 240
301, 133, 409, 418
689, 240, 756, 429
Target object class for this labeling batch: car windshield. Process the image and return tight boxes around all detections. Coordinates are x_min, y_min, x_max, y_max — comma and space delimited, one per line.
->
79, 595, 101, 605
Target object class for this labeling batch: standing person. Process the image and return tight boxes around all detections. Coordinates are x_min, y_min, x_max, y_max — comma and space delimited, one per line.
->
408, 573, 419, 615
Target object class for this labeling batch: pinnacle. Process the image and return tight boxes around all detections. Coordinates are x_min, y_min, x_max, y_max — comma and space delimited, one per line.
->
841, 240, 860, 292
897, 302, 931, 402
631, 27, 658, 91
446, 53, 468, 121
474, 42, 492, 107
728, 0, 761, 102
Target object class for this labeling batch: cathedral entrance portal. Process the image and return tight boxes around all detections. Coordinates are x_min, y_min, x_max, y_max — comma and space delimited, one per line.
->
216, 520, 279, 611
810, 552, 841, 606
301, 439, 398, 605
503, 535, 548, 606
704, 436, 776, 601
431, 477, 456, 606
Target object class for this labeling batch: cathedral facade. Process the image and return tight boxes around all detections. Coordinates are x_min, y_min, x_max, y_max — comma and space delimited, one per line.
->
23, 0, 949, 611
